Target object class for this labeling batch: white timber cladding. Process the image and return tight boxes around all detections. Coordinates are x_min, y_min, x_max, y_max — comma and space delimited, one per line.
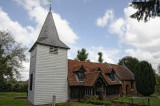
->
28, 46, 37, 104
34, 44, 68, 105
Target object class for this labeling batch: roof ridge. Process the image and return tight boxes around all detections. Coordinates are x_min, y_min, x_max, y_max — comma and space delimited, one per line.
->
68, 59, 106, 64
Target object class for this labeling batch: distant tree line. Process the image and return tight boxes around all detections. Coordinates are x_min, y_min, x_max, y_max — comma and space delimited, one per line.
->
1, 79, 28, 92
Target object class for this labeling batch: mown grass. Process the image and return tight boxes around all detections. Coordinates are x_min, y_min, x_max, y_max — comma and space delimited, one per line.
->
1, 92, 160, 106
0, 92, 27, 106
55, 103, 105, 106
0, 92, 104, 106
114, 92, 160, 106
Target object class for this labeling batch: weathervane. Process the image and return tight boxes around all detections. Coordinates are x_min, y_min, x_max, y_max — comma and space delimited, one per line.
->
48, 0, 52, 11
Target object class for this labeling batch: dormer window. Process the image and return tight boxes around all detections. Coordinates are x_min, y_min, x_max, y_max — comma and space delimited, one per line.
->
50, 46, 58, 54
74, 65, 85, 82
76, 71, 85, 81
107, 71, 115, 81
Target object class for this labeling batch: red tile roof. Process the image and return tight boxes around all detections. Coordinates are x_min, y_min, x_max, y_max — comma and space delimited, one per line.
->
68, 59, 134, 86
109, 64, 135, 81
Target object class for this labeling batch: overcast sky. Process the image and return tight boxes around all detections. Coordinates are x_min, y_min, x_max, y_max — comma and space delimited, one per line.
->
0, 0, 160, 81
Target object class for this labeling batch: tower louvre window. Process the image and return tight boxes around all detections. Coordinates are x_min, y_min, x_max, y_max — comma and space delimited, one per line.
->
50, 46, 58, 54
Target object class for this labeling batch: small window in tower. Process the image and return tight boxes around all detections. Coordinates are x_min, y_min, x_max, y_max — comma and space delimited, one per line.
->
50, 46, 58, 54
30, 73, 33, 91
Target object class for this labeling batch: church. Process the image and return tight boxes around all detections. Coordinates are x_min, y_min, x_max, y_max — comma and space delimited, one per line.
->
28, 8, 136, 105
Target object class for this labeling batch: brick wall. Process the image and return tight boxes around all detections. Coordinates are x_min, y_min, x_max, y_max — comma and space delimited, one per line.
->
120, 80, 136, 96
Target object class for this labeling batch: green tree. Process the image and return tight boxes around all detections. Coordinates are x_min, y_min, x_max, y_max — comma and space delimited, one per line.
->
134, 61, 156, 96
118, 56, 139, 73
130, 0, 160, 22
0, 31, 27, 91
0, 45, 12, 91
158, 64, 160, 74
75, 48, 89, 61
155, 74, 160, 86
98, 52, 103, 63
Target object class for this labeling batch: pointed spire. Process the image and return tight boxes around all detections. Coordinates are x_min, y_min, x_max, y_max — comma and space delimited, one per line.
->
29, 3, 69, 52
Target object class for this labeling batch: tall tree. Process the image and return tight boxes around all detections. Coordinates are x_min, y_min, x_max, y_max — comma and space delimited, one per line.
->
134, 61, 156, 96
118, 56, 139, 73
130, 0, 160, 22
75, 48, 89, 61
158, 64, 160, 74
155, 73, 160, 86
0, 31, 27, 91
0, 45, 12, 91
98, 52, 103, 63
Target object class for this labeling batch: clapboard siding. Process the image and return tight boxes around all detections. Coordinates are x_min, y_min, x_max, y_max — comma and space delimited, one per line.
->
34, 44, 68, 105
28, 46, 37, 104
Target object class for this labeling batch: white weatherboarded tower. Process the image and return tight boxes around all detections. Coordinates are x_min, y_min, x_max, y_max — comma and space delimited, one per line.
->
28, 8, 69, 105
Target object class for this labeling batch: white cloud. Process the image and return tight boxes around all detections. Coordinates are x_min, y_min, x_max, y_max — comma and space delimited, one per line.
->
20, 62, 30, 81
109, 7, 160, 52
96, 10, 114, 27
54, 13, 79, 44
108, 7, 160, 70
0, 7, 36, 46
14, 0, 79, 44
88, 47, 119, 63
68, 44, 81, 60
109, 18, 124, 36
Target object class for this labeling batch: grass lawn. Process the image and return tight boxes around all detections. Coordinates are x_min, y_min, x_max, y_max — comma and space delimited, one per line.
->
72, 103, 104, 106
114, 92, 160, 106
55, 103, 105, 106
0, 92, 105, 106
2, 92, 160, 106
0, 92, 27, 106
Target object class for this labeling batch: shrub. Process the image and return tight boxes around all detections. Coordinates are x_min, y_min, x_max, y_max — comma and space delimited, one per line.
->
84, 95, 112, 105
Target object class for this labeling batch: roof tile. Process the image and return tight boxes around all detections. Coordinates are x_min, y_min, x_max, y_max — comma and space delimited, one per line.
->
68, 59, 133, 86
